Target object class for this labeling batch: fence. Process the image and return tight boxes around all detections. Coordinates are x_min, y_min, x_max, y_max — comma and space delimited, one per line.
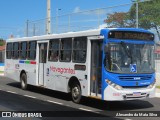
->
0, 51, 5, 73
26, 3, 133, 37
2, 1, 160, 83
0, 51, 5, 63
155, 60, 160, 85
23, 1, 160, 85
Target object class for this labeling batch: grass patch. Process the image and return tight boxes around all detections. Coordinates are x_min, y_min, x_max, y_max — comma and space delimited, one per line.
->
0, 71, 4, 74
156, 86, 160, 89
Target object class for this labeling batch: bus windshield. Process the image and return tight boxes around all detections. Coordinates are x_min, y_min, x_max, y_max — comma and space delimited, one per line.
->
105, 42, 155, 74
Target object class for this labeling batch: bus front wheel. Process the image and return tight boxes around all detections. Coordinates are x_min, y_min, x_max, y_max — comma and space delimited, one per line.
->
20, 73, 27, 90
71, 83, 82, 103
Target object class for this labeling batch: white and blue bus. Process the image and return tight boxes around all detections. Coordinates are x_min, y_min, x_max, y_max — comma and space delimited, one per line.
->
5, 28, 155, 103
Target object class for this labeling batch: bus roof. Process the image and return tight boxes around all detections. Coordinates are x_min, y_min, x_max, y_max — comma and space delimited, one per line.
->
7, 29, 101, 42
7, 28, 154, 42
103, 28, 153, 33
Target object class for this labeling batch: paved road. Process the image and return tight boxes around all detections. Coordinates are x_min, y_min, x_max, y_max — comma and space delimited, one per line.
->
0, 76, 160, 120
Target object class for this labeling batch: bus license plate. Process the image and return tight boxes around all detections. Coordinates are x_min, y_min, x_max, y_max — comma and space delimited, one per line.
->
133, 92, 141, 97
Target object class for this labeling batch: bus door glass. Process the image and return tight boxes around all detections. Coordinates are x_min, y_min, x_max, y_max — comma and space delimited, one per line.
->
38, 43, 48, 86
90, 40, 102, 96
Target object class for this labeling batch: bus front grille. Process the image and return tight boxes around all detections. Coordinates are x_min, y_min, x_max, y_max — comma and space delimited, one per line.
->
123, 85, 149, 89
118, 75, 152, 81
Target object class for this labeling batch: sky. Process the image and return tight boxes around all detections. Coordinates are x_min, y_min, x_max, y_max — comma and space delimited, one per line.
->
0, 0, 133, 39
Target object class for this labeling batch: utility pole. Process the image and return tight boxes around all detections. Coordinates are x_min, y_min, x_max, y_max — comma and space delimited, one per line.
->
46, 0, 51, 34
131, 0, 139, 28
56, 8, 61, 33
136, 0, 139, 28
33, 23, 36, 36
26, 20, 29, 37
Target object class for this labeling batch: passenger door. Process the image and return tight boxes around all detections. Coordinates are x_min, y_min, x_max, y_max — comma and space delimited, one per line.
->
38, 42, 48, 86
90, 39, 103, 97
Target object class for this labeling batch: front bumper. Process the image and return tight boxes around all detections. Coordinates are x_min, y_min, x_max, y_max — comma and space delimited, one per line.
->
103, 85, 155, 101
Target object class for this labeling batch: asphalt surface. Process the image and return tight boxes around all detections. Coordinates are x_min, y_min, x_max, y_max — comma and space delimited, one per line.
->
0, 76, 160, 120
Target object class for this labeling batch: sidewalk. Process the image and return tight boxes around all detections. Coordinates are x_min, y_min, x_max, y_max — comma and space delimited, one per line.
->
156, 88, 160, 98
156, 72, 160, 86
0, 65, 4, 76
156, 88, 160, 92
0, 73, 4, 76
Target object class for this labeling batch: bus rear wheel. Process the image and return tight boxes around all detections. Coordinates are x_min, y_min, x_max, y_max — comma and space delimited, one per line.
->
71, 83, 82, 103
20, 73, 27, 90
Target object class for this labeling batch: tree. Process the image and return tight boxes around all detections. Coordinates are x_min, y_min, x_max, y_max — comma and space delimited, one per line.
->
104, 12, 129, 28
104, 0, 160, 39
128, 0, 160, 39
0, 39, 5, 46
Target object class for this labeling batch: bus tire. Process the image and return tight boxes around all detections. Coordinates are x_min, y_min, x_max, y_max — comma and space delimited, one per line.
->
20, 73, 27, 90
71, 82, 82, 103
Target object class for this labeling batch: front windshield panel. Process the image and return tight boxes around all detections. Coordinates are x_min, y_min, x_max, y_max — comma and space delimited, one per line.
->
105, 42, 155, 74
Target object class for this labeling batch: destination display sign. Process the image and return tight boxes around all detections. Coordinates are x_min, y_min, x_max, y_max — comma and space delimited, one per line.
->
108, 31, 154, 41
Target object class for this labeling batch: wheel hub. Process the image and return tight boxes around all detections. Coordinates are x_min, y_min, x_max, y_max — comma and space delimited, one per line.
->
73, 87, 79, 98
22, 79, 25, 87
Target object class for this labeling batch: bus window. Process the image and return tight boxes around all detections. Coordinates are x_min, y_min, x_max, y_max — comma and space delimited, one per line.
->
73, 37, 87, 63
105, 43, 155, 73
28, 41, 36, 60
39, 43, 48, 63
6, 43, 12, 59
12, 42, 19, 59
20, 42, 27, 60
60, 38, 72, 62
48, 39, 59, 62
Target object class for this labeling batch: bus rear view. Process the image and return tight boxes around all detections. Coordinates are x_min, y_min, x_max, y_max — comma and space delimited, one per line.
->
101, 29, 155, 101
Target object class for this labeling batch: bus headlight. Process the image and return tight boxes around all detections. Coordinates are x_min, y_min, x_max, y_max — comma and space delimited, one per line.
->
106, 79, 123, 90
115, 85, 123, 90
147, 81, 156, 89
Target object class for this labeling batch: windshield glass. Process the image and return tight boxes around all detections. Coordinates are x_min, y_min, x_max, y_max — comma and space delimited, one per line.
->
105, 42, 155, 74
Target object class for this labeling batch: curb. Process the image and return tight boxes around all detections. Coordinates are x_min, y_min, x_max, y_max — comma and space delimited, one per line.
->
156, 88, 160, 92
0, 74, 4, 76
156, 93, 160, 98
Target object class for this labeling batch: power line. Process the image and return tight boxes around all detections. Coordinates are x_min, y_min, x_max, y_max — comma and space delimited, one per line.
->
0, 27, 18, 30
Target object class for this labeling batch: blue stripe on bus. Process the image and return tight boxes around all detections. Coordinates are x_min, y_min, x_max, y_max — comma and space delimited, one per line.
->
19, 60, 25, 63
0, 63, 4, 66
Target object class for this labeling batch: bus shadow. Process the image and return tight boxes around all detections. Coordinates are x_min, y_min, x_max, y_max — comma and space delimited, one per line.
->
6, 82, 21, 88
7, 82, 72, 101
81, 97, 154, 111
7, 82, 154, 111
